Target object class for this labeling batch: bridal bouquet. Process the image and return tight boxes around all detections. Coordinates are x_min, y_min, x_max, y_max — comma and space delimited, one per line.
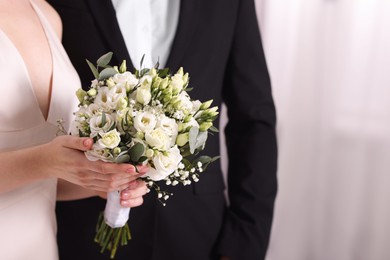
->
73, 52, 219, 258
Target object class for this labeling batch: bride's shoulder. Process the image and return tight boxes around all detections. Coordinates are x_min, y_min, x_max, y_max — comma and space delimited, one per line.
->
34, 0, 62, 39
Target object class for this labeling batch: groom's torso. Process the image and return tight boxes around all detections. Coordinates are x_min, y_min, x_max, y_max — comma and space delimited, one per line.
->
49, 0, 241, 259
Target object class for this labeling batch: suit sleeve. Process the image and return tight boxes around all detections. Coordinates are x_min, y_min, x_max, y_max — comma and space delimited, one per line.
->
215, 0, 278, 259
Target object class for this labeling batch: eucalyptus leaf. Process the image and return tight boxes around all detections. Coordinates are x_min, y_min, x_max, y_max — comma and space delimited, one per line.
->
138, 156, 148, 163
157, 68, 170, 78
209, 125, 219, 133
86, 59, 99, 79
139, 68, 150, 77
101, 112, 106, 127
195, 131, 208, 151
98, 68, 118, 81
154, 60, 160, 69
97, 52, 113, 68
140, 54, 145, 69
115, 153, 131, 163
129, 143, 145, 162
189, 126, 199, 154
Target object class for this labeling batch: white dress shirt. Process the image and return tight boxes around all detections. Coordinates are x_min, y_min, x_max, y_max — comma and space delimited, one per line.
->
111, 0, 180, 69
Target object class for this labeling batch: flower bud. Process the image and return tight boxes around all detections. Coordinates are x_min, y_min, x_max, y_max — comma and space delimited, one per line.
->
136, 131, 144, 140
176, 67, 184, 76
176, 133, 189, 146
150, 68, 157, 77
200, 99, 213, 110
106, 78, 115, 88
76, 88, 87, 103
145, 149, 154, 158
119, 60, 127, 73
183, 73, 189, 86
113, 147, 121, 155
159, 77, 169, 89
183, 114, 193, 123
199, 122, 212, 132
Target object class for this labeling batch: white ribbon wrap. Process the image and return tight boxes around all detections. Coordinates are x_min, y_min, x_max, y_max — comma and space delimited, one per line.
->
104, 190, 130, 228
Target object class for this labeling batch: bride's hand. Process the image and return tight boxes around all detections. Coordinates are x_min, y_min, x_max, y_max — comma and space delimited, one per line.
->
120, 179, 149, 207
94, 179, 149, 208
40, 135, 142, 192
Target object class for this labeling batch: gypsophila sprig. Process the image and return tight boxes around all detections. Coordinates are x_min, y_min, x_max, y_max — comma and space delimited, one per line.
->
72, 52, 220, 258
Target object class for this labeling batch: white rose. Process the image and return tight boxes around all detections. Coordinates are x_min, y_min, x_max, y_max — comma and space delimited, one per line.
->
145, 127, 170, 150
133, 111, 157, 133
157, 116, 178, 147
89, 113, 116, 137
112, 71, 138, 91
144, 146, 183, 181
96, 129, 121, 149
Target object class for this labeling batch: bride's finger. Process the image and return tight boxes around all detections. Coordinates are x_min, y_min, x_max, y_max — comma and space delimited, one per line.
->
120, 196, 144, 207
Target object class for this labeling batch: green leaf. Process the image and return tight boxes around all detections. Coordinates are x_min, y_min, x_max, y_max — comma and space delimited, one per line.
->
101, 112, 106, 127
189, 126, 199, 154
154, 60, 160, 69
139, 68, 150, 77
129, 143, 145, 162
140, 54, 145, 69
138, 156, 148, 163
115, 153, 130, 163
97, 52, 113, 68
86, 59, 99, 79
209, 125, 219, 133
98, 68, 118, 81
157, 68, 170, 78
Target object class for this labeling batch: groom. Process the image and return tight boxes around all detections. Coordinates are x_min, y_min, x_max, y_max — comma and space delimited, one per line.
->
49, 0, 278, 259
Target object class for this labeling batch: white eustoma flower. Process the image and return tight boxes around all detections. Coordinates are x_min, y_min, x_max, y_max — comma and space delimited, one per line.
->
94, 87, 117, 112
144, 146, 183, 181
145, 127, 170, 150
116, 107, 134, 133
89, 113, 116, 137
157, 116, 178, 147
96, 129, 121, 149
133, 111, 157, 133
175, 92, 194, 114
112, 71, 138, 91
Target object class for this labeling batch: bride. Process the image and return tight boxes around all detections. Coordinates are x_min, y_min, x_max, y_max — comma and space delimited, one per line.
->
0, 0, 148, 259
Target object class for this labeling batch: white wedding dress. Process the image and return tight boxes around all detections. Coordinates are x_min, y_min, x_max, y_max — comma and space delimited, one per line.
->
0, 1, 80, 259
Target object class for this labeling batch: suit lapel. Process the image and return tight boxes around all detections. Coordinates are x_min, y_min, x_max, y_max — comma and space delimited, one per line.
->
165, 0, 200, 70
84, 0, 135, 71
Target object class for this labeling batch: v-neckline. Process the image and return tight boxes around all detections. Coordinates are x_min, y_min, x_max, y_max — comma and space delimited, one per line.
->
0, 0, 55, 122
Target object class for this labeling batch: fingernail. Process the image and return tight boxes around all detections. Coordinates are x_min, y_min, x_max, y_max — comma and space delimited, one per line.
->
126, 166, 135, 174
146, 188, 150, 193
121, 200, 129, 206
83, 139, 91, 147
122, 192, 129, 197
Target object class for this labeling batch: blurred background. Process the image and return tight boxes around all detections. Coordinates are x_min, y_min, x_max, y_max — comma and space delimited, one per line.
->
222, 0, 390, 259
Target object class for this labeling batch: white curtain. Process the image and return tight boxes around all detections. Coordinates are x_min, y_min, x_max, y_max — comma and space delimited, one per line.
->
254, 0, 390, 259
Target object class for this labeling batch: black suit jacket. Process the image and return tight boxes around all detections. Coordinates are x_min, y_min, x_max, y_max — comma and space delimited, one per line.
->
48, 0, 277, 259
